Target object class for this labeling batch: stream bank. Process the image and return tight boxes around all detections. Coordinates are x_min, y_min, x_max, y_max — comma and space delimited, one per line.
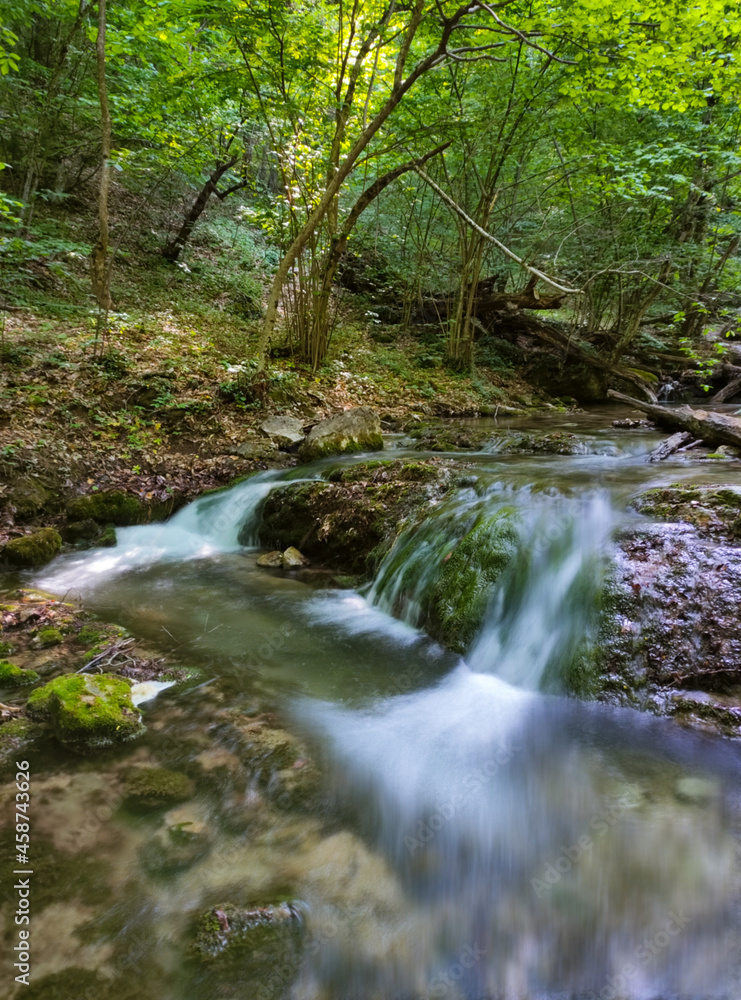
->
1, 406, 741, 999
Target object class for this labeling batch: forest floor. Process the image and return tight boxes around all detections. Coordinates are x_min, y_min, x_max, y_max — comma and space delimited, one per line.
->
0, 200, 551, 545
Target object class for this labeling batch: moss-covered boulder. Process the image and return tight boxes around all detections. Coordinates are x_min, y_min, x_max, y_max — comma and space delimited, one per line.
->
3, 528, 62, 568
298, 406, 383, 461
66, 490, 175, 526
0, 660, 40, 686
634, 484, 741, 537
254, 459, 451, 574
9, 476, 51, 520
192, 901, 303, 964
429, 509, 521, 652
122, 767, 195, 810
27, 673, 144, 753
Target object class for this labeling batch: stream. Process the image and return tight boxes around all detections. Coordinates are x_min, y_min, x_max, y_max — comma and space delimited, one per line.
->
6, 407, 741, 1000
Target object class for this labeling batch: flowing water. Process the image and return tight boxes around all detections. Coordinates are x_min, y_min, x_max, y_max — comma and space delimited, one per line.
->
5, 407, 741, 1000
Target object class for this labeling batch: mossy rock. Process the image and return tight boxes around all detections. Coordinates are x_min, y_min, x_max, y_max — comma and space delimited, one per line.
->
634, 484, 741, 534
298, 406, 383, 462
0, 660, 40, 686
430, 508, 521, 653
9, 476, 51, 520
255, 463, 448, 574
27, 673, 144, 754
33, 626, 64, 648
123, 767, 195, 810
3, 528, 62, 568
0, 716, 43, 761
0, 640, 14, 656
192, 901, 303, 964
66, 490, 173, 526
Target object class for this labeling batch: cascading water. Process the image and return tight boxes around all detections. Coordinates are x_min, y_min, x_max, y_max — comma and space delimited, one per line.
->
21, 415, 741, 1000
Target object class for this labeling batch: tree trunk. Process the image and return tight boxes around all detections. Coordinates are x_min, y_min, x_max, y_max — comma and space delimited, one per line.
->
90, 0, 112, 313
303, 143, 451, 369
163, 156, 239, 261
607, 390, 741, 449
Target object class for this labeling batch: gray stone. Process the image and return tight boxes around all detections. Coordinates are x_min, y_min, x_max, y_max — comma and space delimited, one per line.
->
259, 415, 305, 450
299, 407, 383, 461
234, 439, 277, 460
256, 550, 284, 568
282, 546, 309, 569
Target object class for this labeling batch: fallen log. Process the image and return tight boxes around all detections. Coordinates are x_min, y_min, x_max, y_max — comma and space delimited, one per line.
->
608, 390, 741, 451
647, 431, 694, 462
711, 374, 741, 403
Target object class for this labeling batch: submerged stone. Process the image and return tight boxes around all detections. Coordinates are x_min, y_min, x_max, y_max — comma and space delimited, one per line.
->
3, 528, 62, 568
27, 673, 145, 753
193, 901, 303, 962
122, 766, 195, 809
299, 406, 383, 461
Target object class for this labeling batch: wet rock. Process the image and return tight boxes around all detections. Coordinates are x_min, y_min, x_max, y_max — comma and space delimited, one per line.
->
234, 719, 320, 808
61, 518, 103, 546
429, 508, 521, 652
0, 659, 40, 686
3, 527, 62, 568
122, 766, 195, 809
254, 459, 451, 574
140, 804, 211, 873
66, 490, 176, 526
299, 406, 383, 461
8, 476, 51, 520
597, 519, 741, 735
496, 431, 587, 455
192, 901, 302, 963
674, 776, 720, 805
256, 550, 283, 568
0, 716, 43, 763
634, 484, 741, 536
282, 546, 309, 569
32, 626, 63, 648
259, 415, 305, 449
27, 673, 145, 754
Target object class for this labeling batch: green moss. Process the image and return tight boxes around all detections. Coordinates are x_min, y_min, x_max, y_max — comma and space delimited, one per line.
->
123, 767, 195, 809
0, 659, 40, 686
66, 490, 149, 526
299, 431, 383, 462
27, 673, 144, 754
35, 626, 63, 648
430, 508, 521, 652
3, 527, 62, 568
192, 901, 303, 964
0, 716, 43, 762
10, 476, 51, 520
0, 640, 14, 656
99, 523, 117, 546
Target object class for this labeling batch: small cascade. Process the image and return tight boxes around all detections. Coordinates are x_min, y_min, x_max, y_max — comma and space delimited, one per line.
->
36, 469, 305, 593
368, 487, 614, 694
467, 492, 614, 690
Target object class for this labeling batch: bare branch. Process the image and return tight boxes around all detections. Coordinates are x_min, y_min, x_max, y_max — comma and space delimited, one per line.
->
415, 166, 582, 295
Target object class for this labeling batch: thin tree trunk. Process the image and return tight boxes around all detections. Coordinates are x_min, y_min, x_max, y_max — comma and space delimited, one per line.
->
163, 156, 239, 261
90, 0, 112, 313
